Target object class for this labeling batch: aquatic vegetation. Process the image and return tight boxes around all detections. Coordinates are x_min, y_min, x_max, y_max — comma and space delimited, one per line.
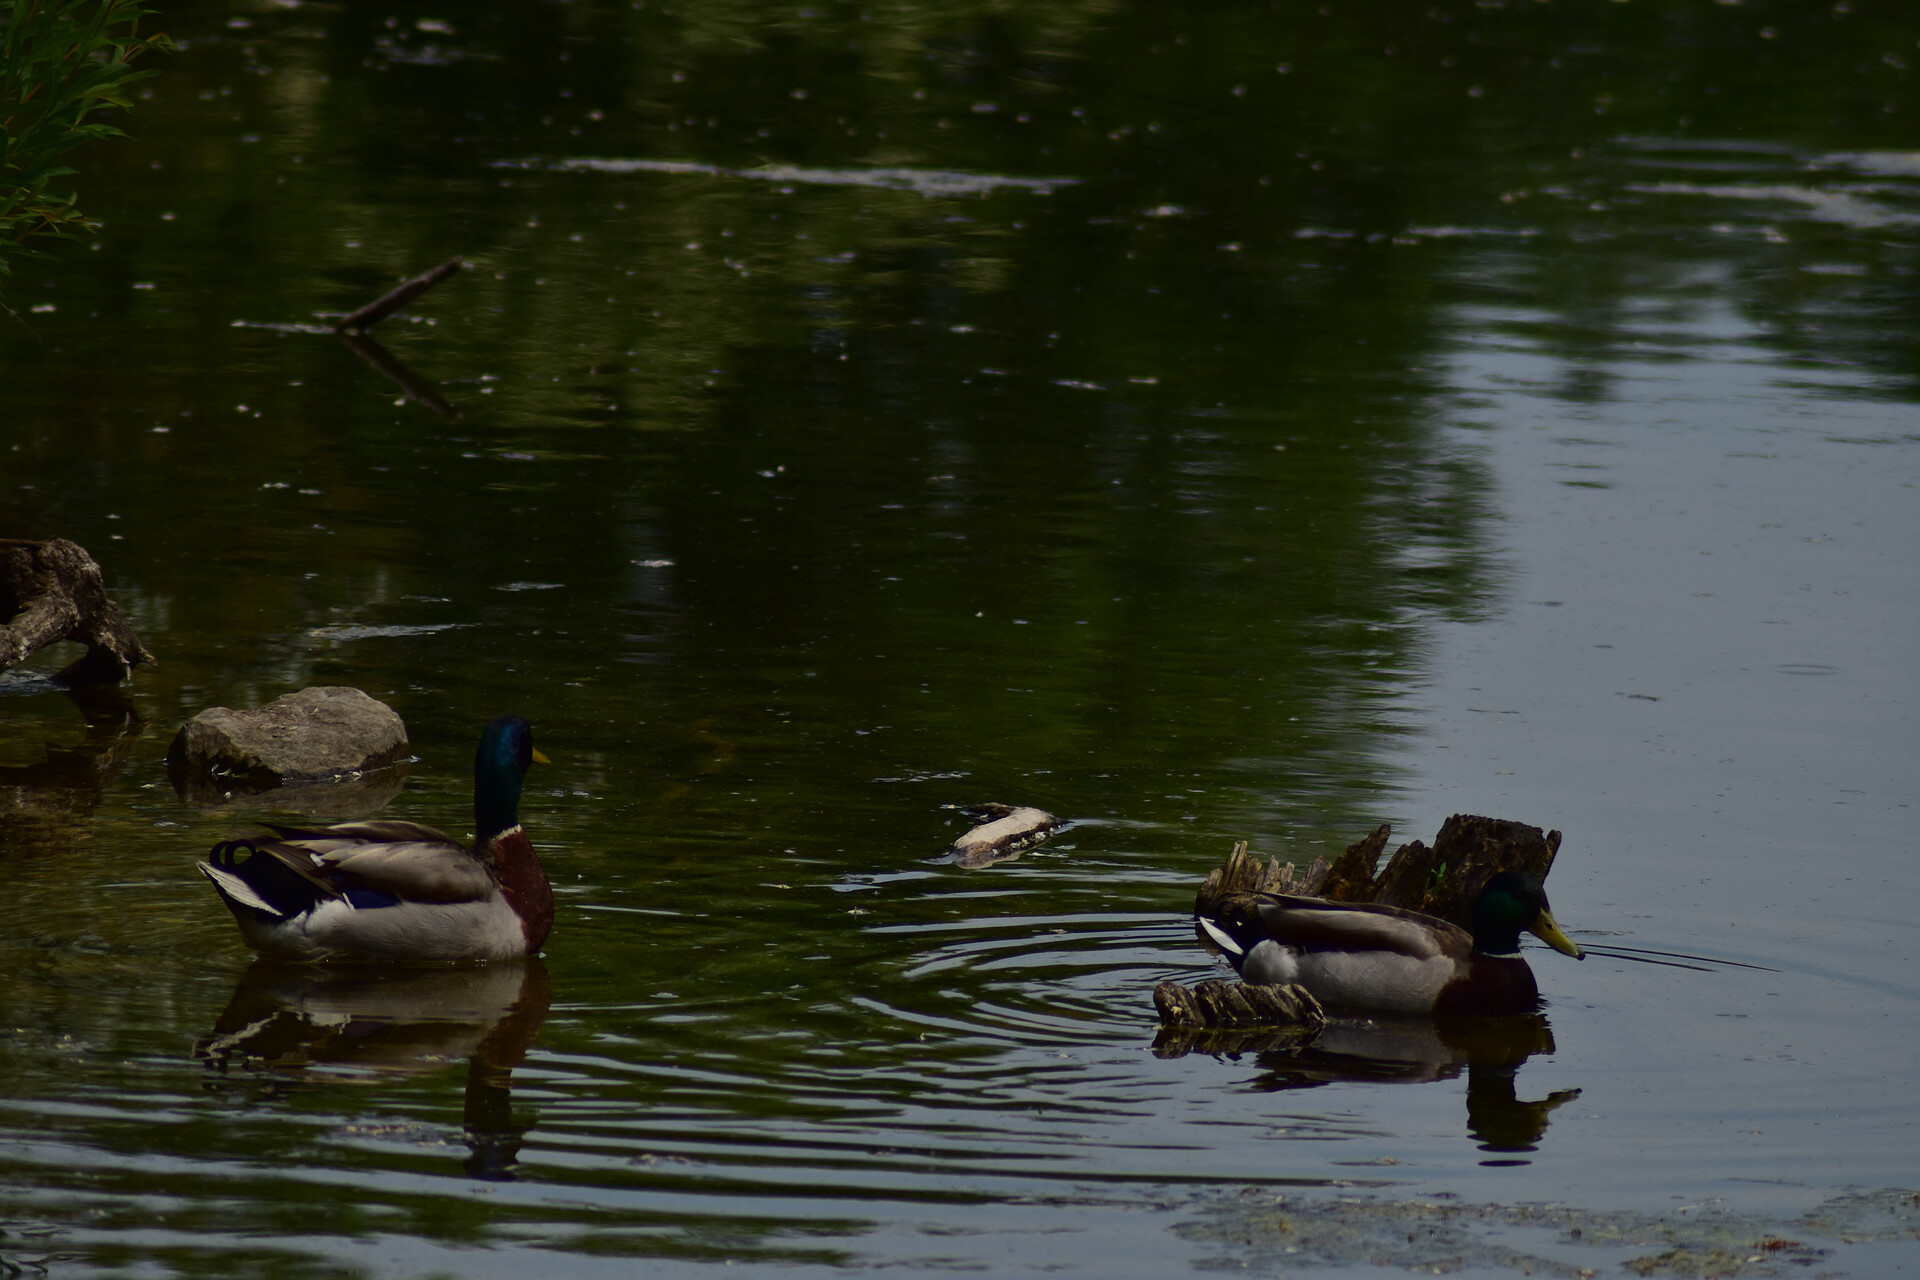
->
0, 0, 169, 278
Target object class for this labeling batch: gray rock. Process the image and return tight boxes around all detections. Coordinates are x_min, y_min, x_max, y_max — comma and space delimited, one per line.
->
167, 687, 410, 795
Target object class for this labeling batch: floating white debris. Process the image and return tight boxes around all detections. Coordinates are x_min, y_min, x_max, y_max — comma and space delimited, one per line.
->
936, 803, 1064, 868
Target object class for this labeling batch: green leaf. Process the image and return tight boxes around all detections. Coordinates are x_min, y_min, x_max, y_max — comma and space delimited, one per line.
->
1, 0, 168, 278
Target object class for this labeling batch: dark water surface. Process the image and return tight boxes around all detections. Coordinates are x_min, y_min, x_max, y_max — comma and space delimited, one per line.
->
3, 1, 1919, 1274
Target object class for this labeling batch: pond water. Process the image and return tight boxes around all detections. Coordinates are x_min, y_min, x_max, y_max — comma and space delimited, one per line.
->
3, 1, 1918, 1275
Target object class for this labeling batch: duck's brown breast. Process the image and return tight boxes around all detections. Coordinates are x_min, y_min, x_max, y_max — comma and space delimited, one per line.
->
490, 828, 555, 952
1433, 955, 1541, 1016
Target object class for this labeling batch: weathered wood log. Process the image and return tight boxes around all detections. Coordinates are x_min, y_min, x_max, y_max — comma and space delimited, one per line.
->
0, 539, 156, 684
334, 259, 462, 331
1315, 822, 1391, 903
1153, 977, 1326, 1032
1194, 838, 1329, 925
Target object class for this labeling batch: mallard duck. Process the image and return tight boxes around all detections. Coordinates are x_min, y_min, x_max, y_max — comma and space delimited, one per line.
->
197, 716, 554, 962
1197, 871, 1583, 1016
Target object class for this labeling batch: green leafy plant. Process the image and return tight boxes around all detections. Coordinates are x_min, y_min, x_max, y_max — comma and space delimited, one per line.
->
1, 0, 169, 276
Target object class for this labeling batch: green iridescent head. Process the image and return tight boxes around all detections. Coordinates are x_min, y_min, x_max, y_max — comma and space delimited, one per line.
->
474, 715, 547, 845
1472, 870, 1584, 959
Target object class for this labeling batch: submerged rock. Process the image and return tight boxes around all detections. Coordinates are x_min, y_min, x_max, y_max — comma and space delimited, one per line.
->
167, 686, 410, 797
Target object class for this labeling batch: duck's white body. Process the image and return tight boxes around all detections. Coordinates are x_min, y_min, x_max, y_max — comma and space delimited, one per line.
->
1225, 932, 1465, 1015
204, 863, 531, 961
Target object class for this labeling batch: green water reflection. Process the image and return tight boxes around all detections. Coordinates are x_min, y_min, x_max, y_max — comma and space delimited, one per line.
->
4, 0, 1920, 1274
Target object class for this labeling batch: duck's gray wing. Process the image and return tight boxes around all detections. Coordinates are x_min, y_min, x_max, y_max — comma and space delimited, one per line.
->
1251, 895, 1472, 962
264, 820, 459, 845
261, 823, 496, 904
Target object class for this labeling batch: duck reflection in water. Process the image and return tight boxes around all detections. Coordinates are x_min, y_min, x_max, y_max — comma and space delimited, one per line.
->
195, 960, 551, 1181
1158, 1014, 1580, 1161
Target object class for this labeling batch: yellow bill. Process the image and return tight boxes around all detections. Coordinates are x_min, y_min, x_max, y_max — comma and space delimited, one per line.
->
1529, 909, 1584, 959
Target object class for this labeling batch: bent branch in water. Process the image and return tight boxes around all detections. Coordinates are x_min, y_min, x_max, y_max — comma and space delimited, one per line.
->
334, 259, 463, 331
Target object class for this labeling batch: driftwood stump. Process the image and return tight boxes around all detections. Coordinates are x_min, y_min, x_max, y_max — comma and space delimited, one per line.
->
0, 539, 155, 684
1314, 814, 1562, 932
